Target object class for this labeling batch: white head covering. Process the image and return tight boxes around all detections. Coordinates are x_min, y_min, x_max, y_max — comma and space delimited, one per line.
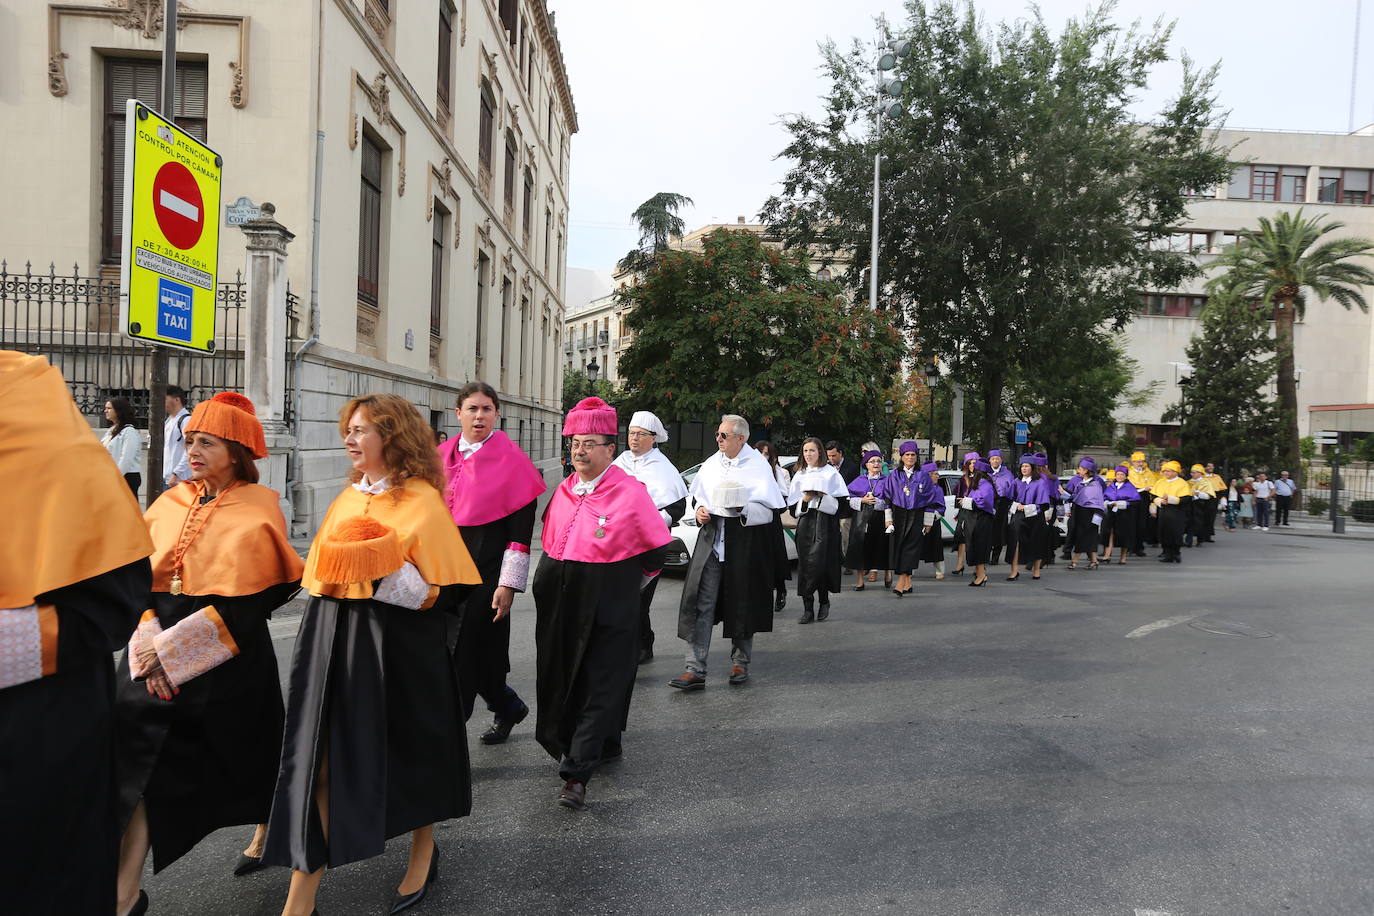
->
628, 410, 669, 443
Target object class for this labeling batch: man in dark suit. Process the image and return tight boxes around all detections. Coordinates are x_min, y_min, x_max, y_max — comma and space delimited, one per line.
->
826, 441, 861, 562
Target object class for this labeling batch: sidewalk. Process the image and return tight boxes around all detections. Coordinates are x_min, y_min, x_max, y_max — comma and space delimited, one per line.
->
1225, 516, 1374, 543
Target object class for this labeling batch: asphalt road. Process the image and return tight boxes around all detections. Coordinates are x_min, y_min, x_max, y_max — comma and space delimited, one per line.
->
137, 530, 1374, 916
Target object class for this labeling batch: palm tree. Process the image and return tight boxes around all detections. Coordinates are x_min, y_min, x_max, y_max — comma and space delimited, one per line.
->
1206, 210, 1374, 481
617, 192, 694, 273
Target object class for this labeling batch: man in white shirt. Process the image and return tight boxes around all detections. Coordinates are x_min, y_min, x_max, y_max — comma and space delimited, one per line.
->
1273, 470, 1296, 526
1251, 471, 1276, 530
162, 385, 191, 489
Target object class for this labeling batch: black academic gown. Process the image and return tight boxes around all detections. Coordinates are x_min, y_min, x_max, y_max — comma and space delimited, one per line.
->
261, 585, 472, 872
679, 515, 784, 640
791, 497, 845, 597
844, 497, 891, 572
1, 559, 150, 916
532, 547, 665, 781
114, 581, 298, 873
454, 499, 536, 718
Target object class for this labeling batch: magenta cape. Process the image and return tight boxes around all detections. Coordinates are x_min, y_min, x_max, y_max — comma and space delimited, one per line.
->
541, 465, 673, 564
438, 430, 547, 527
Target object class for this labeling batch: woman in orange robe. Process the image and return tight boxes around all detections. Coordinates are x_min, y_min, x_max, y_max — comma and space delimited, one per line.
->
112, 393, 303, 916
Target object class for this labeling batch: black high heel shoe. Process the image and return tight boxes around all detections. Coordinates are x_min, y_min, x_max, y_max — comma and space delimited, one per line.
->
968, 577, 987, 587
390, 844, 440, 914
233, 853, 267, 877
126, 890, 149, 916
951, 566, 965, 576
1006, 573, 1020, 581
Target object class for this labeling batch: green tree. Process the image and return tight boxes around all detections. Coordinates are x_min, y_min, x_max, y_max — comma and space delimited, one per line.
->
1160, 290, 1281, 475
616, 228, 903, 446
761, 1, 1235, 454
1005, 333, 1147, 468
1205, 210, 1374, 481
617, 192, 695, 273
561, 368, 619, 413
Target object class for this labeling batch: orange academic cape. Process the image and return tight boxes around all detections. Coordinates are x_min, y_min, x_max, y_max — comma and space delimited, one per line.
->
301, 476, 481, 601
144, 481, 304, 597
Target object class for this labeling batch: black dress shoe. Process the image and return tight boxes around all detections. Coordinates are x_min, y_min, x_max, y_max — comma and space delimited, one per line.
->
817, 601, 829, 621
558, 779, 587, 810
479, 698, 529, 745
774, 591, 787, 613
637, 645, 653, 665
233, 852, 267, 876
389, 844, 440, 914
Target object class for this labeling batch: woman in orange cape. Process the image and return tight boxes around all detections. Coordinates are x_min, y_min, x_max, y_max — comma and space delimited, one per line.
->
263, 394, 479, 916
112, 392, 303, 916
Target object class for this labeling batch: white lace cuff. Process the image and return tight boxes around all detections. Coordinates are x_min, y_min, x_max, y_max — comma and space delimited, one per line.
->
153, 606, 239, 688
374, 561, 431, 610
500, 544, 531, 591
0, 604, 57, 690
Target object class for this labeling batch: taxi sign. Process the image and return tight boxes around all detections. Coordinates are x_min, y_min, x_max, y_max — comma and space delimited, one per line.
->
119, 100, 222, 352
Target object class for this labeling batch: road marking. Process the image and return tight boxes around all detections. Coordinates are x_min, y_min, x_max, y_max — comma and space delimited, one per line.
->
159, 189, 199, 221
1125, 615, 1198, 638
1135, 910, 1172, 916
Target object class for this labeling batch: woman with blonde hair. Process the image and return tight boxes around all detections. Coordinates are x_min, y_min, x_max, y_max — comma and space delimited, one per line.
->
263, 394, 481, 916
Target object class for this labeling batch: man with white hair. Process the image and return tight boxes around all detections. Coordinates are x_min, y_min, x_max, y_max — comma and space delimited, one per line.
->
613, 410, 688, 663
671, 415, 786, 689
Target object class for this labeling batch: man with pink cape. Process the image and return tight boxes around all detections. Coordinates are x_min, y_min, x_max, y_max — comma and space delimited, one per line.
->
532, 398, 671, 811
438, 382, 547, 745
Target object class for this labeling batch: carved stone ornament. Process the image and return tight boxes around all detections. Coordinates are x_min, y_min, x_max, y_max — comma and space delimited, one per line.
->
228, 61, 244, 108
367, 72, 391, 121
48, 52, 69, 97
364, 0, 390, 40
107, 0, 192, 40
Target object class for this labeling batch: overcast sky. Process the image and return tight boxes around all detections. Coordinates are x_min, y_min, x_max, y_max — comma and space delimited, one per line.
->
548, 0, 1374, 277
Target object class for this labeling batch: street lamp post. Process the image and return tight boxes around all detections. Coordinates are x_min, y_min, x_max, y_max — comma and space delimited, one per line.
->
925, 361, 940, 465
884, 398, 894, 457
586, 360, 600, 399
869, 40, 909, 313
1178, 375, 1192, 458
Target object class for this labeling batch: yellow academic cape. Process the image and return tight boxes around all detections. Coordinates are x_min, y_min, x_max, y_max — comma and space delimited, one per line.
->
1152, 476, 1193, 505
1127, 464, 1159, 494
302, 476, 480, 601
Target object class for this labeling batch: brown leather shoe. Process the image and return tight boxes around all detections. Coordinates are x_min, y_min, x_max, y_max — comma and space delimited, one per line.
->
558, 779, 586, 810
668, 671, 706, 691
728, 665, 749, 686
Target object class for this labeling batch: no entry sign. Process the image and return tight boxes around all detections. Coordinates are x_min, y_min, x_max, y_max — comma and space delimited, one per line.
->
119, 101, 222, 353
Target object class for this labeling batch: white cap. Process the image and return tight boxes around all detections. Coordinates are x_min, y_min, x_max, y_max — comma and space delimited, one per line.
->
628, 410, 669, 443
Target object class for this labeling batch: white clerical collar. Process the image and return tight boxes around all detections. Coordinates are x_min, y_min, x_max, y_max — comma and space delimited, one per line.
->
458, 430, 495, 456
353, 474, 390, 495
572, 466, 611, 496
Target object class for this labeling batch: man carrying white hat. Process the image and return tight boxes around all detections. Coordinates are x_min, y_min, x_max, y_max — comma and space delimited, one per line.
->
613, 410, 688, 663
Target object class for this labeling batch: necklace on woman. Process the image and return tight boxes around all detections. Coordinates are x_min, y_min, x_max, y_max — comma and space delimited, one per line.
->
169, 480, 238, 595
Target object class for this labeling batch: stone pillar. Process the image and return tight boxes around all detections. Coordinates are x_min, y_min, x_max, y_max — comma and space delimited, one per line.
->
240, 203, 297, 517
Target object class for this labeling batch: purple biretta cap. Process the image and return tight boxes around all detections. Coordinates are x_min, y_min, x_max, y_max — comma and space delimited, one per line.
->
1032, 453, 1048, 467
988, 449, 1003, 458
899, 440, 919, 455
962, 451, 981, 465
973, 459, 992, 473
921, 461, 939, 473
861, 449, 882, 463
1078, 456, 1097, 471
1020, 453, 1037, 467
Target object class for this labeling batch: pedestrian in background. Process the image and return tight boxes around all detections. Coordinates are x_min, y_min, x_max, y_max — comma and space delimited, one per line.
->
613, 410, 688, 663
162, 384, 191, 490
754, 440, 793, 615
789, 437, 849, 624
1224, 478, 1241, 530
1273, 470, 1296, 526
827, 440, 860, 563
104, 395, 143, 497
0, 352, 153, 916
533, 398, 670, 810
438, 381, 545, 744
263, 393, 481, 916
114, 393, 303, 915
672, 415, 785, 690
1252, 471, 1275, 530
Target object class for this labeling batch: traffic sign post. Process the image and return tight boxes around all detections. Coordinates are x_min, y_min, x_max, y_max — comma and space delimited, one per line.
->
119, 100, 223, 353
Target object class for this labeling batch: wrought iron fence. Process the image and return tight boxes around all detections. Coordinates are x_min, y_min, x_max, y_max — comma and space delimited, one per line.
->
0, 260, 245, 425
283, 282, 302, 427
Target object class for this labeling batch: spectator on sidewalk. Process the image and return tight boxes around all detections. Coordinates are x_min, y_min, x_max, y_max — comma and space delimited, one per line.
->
102, 396, 143, 498
1238, 477, 1256, 528
1252, 471, 1275, 530
1273, 470, 1296, 526
163, 384, 191, 490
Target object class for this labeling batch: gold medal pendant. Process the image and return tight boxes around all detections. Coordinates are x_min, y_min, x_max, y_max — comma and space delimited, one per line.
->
170, 572, 183, 596
904, 486, 911, 496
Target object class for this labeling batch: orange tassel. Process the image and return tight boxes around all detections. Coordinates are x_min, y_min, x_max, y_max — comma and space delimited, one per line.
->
312, 516, 405, 584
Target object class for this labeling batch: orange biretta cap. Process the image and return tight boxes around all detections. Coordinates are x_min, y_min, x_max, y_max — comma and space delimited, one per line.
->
187, 392, 268, 459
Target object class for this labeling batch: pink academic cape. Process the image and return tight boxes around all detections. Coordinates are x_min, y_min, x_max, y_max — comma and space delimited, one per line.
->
438, 430, 547, 527
541, 465, 672, 564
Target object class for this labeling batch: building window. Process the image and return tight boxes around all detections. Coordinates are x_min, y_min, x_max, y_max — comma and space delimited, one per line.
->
1249, 166, 1278, 201
503, 132, 517, 215
499, 0, 517, 47
500, 277, 512, 376
816, 267, 832, 281
557, 231, 564, 293
103, 57, 207, 262
478, 80, 495, 183
357, 134, 383, 305
547, 98, 554, 140
544, 208, 552, 274
475, 252, 489, 368
519, 295, 530, 393
1279, 166, 1306, 203
1148, 231, 1210, 253
1318, 167, 1373, 205
437, 2, 454, 110
430, 203, 447, 337
1140, 293, 1206, 318
522, 169, 534, 244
